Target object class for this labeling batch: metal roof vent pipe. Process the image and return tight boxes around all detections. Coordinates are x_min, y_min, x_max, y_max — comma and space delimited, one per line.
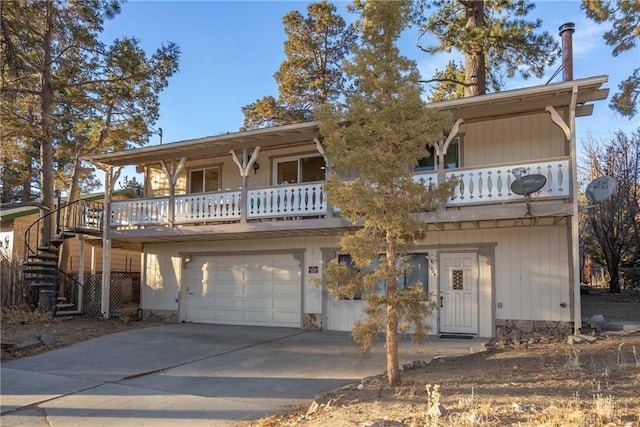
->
559, 22, 575, 81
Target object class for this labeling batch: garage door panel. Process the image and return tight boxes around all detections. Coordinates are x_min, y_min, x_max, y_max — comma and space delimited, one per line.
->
273, 297, 300, 310
245, 268, 273, 281
189, 296, 214, 308
244, 311, 272, 323
216, 282, 242, 294
244, 297, 273, 309
245, 282, 273, 294
215, 269, 242, 282
215, 296, 242, 308
273, 312, 299, 324
214, 310, 243, 322
188, 309, 215, 322
273, 283, 299, 294
187, 254, 302, 327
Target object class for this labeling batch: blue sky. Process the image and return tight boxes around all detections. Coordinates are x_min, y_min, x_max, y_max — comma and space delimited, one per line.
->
101, 0, 638, 149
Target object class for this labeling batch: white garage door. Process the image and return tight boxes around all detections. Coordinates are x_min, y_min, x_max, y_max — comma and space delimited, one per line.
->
186, 254, 302, 327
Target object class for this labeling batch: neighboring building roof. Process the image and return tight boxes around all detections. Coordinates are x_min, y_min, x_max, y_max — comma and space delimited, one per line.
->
0, 189, 138, 222
0, 206, 40, 222
88, 75, 609, 168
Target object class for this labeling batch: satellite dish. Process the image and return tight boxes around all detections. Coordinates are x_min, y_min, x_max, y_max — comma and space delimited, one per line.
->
510, 170, 547, 216
585, 176, 617, 204
511, 174, 547, 196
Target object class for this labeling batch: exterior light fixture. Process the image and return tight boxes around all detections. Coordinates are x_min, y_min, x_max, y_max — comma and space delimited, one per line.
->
253, 162, 260, 175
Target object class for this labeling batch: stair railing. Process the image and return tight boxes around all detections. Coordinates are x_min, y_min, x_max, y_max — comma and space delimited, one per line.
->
23, 198, 104, 316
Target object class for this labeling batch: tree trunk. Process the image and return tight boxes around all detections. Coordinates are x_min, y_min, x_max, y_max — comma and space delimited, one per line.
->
609, 270, 621, 293
463, 0, 486, 97
385, 234, 401, 386
59, 151, 83, 275
40, 1, 55, 244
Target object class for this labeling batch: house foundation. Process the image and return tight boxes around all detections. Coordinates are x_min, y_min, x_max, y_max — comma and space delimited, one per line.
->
495, 319, 573, 344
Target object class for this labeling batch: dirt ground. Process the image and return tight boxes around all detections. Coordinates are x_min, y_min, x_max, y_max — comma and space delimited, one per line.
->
1, 290, 639, 426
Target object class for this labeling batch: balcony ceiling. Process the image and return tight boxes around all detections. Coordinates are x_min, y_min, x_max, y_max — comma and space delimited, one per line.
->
88, 75, 609, 167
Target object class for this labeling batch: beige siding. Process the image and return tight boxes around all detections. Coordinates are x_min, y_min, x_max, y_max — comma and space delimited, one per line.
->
144, 142, 321, 197
462, 113, 567, 167
140, 224, 571, 333
63, 238, 141, 273
326, 224, 571, 334
142, 235, 338, 320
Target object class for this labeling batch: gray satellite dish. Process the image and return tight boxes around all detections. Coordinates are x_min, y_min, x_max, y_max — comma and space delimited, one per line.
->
585, 176, 617, 204
511, 174, 547, 196
510, 168, 547, 216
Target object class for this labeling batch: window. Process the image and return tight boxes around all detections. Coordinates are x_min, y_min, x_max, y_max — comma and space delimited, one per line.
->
337, 253, 429, 300
415, 138, 460, 171
189, 167, 219, 193
274, 155, 326, 185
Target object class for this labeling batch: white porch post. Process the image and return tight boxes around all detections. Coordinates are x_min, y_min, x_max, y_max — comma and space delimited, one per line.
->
160, 158, 186, 227
100, 165, 120, 319
231, 147, 260, 223
78, 234, 85, 314
314, 138, 332, 216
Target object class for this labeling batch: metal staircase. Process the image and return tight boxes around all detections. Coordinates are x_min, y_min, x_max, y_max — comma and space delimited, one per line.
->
23, 198, 103, 316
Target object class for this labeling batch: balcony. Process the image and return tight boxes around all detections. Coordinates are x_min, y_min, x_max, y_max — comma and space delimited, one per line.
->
109, 158, 570, 229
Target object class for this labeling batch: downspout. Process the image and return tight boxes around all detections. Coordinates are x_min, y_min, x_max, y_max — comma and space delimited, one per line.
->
568, 86, 581, 334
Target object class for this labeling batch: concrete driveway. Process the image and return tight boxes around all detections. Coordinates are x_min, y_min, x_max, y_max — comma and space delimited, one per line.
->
1, 323, 486, 426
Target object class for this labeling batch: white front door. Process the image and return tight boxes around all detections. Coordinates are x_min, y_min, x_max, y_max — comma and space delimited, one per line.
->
439, 252, 479, 335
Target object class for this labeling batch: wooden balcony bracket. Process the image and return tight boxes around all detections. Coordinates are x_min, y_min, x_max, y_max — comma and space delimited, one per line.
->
231, 147, 261, 222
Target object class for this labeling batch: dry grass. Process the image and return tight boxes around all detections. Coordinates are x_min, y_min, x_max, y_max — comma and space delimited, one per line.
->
1, 306, 59, 325
251, 334, 640, 427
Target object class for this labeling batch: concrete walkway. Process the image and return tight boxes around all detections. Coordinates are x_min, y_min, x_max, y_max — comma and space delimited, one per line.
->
1, 323, 487, 426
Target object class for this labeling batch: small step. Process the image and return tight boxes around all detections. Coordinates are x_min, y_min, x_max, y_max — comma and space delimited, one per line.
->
23, 266, 58, 273
23, 260, 57, 267
30, 255, 59, 262
56, 303, 75, 309
56, 310, 81, 316
37, 246, 60, 254
27, 282, 56, 289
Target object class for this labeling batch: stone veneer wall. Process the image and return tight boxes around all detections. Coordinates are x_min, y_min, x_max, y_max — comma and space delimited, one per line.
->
141, 309, 178, 323
496, 319, 573, 343
303, 313, 322, 331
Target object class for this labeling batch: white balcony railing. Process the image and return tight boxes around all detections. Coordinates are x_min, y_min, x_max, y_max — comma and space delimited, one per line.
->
247, 182, 326, 219
446, 159, 570, 206
108, 159, 571, 228
110, 197, 169, 227
174, 190, 242, 223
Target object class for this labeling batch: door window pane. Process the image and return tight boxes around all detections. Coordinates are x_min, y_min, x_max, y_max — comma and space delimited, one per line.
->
415, 139, 460, 171
277, 160, 297, 184
189, 167, 219, 193
190, 170, 204, 193
301, 156, 326, 182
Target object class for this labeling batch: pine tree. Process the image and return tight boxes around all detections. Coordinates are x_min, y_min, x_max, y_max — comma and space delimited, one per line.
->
413, 0, 559, 98
582, 0, 640, 117
242, 1, 355, 130
1, 1, 179, 242
319, 0, 454, 386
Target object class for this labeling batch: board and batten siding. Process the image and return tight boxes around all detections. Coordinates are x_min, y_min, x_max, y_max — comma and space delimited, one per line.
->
141, 235, 338, 321
462, 113, 568, 167
325, 224, 571, 336
140, 224, 570, 333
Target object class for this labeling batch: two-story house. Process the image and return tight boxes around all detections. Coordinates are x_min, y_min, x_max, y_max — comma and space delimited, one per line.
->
87, 75, 608, 339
